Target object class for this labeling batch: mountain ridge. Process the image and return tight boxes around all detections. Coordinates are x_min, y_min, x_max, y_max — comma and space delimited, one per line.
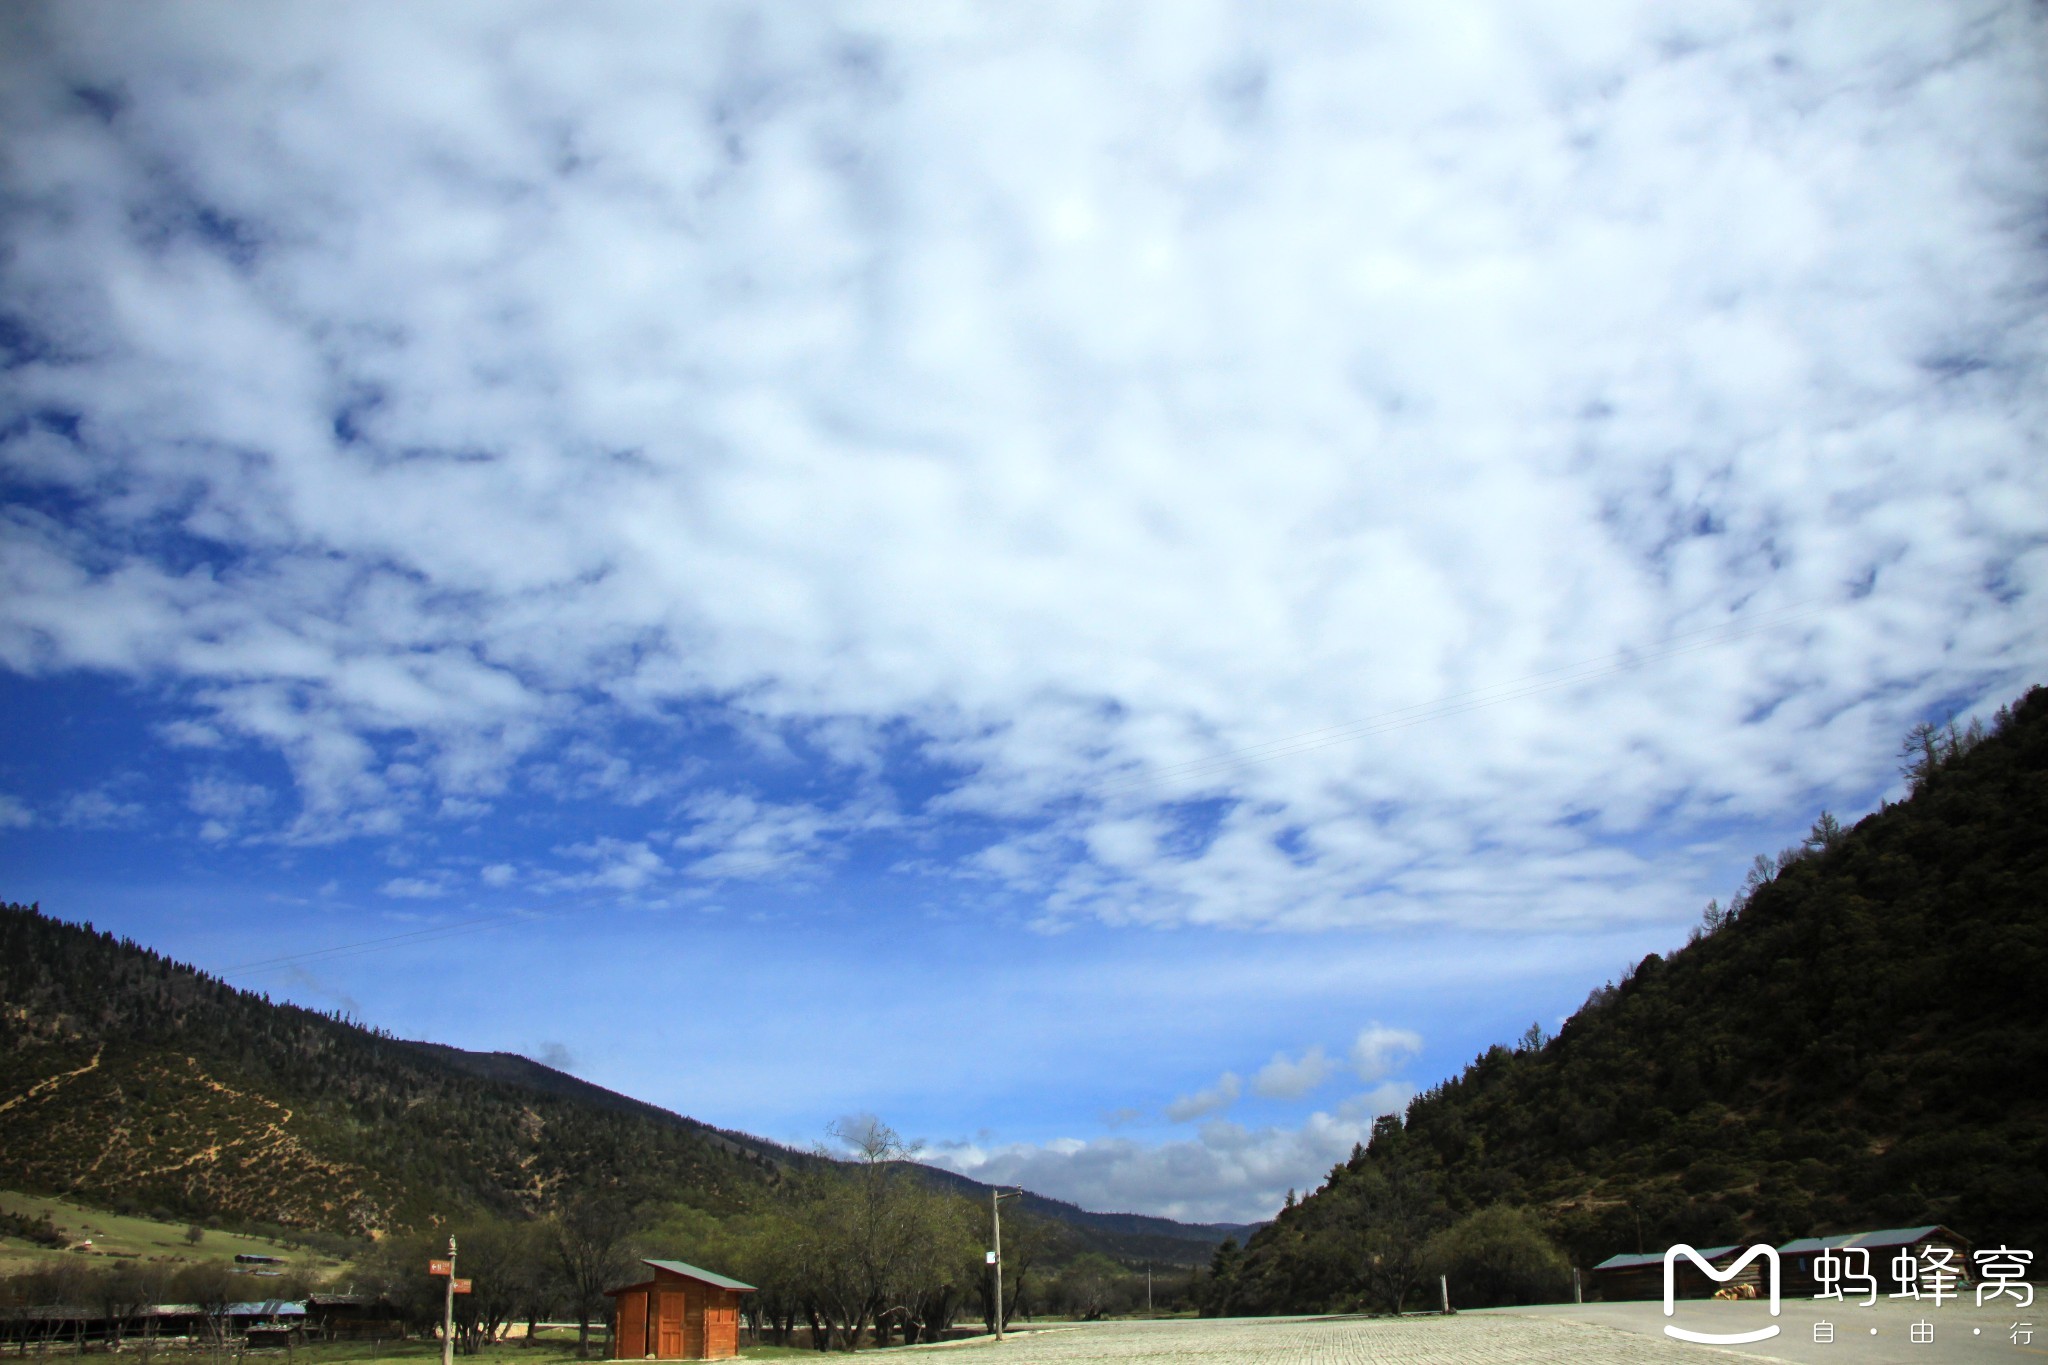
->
1219, 685, 2048, 1313
0, 904, 1239, 1263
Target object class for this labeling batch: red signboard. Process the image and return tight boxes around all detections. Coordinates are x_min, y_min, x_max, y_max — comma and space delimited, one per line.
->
451, 1279, 473, 1295
428, 1260, 452, 1276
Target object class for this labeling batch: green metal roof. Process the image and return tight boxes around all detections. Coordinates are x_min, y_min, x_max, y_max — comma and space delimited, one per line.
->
643, 1259, 756, 1293
1778, 1226, 1945, 1256
1597, 1228, 1956, 1270
1593, 1245, 1739, 1272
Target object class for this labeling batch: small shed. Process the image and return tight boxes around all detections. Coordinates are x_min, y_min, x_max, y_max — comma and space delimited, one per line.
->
605, 1260, 754, 1361
1778, 1226, 1973, 1297
305, 1294, 407, 1341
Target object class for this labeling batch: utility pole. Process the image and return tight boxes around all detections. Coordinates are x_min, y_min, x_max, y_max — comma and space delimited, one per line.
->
1145, 1263, 1152, 1316
442, 1236, 457, 1365
991, 1189, 1021, 1341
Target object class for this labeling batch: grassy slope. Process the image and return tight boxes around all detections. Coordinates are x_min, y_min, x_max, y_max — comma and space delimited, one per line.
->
0, 1190, 345, 1277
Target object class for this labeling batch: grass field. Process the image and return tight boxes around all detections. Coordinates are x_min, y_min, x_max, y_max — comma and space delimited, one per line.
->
173, 1338, 809, 1365
0, 1191, 347, 1276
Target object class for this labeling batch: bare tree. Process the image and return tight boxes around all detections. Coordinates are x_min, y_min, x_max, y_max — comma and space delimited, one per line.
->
548, 1196, 637, 1359
91, 1261, 163, 1350
169, 1262, 237, 1365
445, 1216, 552, 1353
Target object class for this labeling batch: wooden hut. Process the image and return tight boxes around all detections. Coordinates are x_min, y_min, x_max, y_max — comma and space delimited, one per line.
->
305, 1293, 407, 1341
1777, 1226, 1973, 1297
1592, 1244, 1770, 1301
605, 1260, 754, 1361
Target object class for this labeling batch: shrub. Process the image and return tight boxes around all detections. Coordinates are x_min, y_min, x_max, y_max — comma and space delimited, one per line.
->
1423, 1206, 1572, 1309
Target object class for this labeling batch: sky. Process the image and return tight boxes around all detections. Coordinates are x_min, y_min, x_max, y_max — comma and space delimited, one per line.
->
1, 1, 2044, 1226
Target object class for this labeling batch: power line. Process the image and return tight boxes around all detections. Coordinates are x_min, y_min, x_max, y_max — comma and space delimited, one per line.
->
220, 913, 518, 978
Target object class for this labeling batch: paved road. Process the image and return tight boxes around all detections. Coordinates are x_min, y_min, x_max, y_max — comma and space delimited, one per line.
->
947, 1307, 2042, 1364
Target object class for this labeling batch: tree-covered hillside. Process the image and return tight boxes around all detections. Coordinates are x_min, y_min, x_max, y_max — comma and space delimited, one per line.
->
0, 902, 1237, 1268
1222, 686, 2048, 1314
0, 907, 793, 1235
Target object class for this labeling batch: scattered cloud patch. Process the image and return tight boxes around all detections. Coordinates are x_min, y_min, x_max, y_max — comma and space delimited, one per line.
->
380, 876, 447, 900
185, 774, 273, 843
925, 1084, 1414, 1224
59, 786, 146, 829
672, 791, 885, 883
0, 794, 33, 829
1164, 1071, 1241, 1124
558, 837, 666, 893
158, 720, 225, 749
1351, 1024, 1424, 1083
1252, 1045, 1334, 1101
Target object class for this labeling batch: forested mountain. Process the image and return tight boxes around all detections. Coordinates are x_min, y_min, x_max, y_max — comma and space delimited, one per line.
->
0, 902, 1233, 1264
898, 1162, 1255, 1264
1221, 686, 2048, 1314
0, 907, 783, 1235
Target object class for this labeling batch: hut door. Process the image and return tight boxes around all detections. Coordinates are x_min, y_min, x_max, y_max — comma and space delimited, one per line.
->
704, 1306, 737, 1359
617, 1292, 648, 1360
655, 1293, 684, 1358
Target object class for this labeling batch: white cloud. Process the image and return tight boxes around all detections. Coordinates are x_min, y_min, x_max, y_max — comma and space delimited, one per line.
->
480, 862, 517, 888
58, 787, 146, 829
1164, 1071, 1241, 1124
0, 2, 2042, 931
0, 794, 33, 829
158, 719, 226, 749
1350, 1024, 1424, 1083
184, 773, 273, 842
557, 836, 666, 892
1252, 1045, 1334, 1100
673, 792, 831, 879
380, 876, 447, 900
925, 1084, 1413, 1224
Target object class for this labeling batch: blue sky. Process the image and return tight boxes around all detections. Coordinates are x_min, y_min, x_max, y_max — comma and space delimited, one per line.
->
2, 1, 2045, 1224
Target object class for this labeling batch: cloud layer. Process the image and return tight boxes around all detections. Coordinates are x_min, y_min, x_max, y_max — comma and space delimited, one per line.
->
4, 3, 2044, 936
924, 1083, 1415, 1226
3, 1, 2045, 1221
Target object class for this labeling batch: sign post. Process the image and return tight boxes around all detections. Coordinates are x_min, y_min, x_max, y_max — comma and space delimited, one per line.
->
431, 1237, 457, 1365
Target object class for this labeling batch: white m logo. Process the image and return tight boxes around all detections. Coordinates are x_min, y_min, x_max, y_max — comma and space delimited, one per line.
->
1662, 1243, 1782, 1344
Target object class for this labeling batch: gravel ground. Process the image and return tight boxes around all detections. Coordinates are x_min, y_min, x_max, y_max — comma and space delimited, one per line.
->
950, 1308, 2042, 1363
952, 1314, 1716, 1364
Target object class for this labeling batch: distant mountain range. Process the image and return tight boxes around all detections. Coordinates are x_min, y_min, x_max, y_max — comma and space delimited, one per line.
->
0, 902, 1244, 1263
1223, 685, 2048, 1312
407, 1038, 1254, 1259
